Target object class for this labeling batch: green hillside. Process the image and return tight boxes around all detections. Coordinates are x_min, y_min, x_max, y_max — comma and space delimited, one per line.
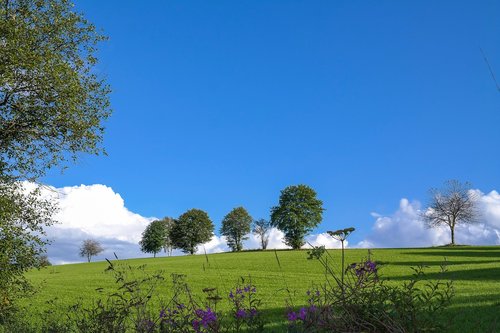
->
24, 246, 500, 332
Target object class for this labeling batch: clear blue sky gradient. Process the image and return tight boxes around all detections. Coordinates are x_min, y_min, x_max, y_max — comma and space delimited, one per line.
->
44, 1, 500, 245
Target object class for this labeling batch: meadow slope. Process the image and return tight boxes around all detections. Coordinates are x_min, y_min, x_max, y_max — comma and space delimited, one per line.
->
25, 246, 500, 332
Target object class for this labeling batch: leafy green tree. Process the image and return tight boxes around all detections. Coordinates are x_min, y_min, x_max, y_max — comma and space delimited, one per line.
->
252, 218, 271, 250
159, 217, 175, 256
0, 0, 111, 181
79, 239, 104, 262
0, 181, 55, 319
220, 207, 252, 252
170, 209, 214, 255
270, 184, 324, 249
140, 220, 166, 258
0, 0, 110, 321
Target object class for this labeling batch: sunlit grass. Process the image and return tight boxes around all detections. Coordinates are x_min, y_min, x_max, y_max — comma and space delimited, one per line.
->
24, 246, 500, 332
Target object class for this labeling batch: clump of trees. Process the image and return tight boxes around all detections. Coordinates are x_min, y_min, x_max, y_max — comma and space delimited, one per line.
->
271, 184, 324, 249
220, 207, 252, 252
423, 180, 479, 246
79, 239, 104, 262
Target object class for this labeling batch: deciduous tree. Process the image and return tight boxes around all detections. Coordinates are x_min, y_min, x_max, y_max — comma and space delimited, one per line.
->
170, 209, 214, 255
79, 239, 104, 262
140, 220, 166, 258
0, 0, 111, 181
0, 0, 110, 320
252, 219, 270, 250
0, 181, 55, 317
271, 184, 324, 249
159, 217, 175, 256
220, 207, 252, 252
422, 180, 479, 246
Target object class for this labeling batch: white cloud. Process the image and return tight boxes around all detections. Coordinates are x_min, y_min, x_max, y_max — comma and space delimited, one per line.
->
29, 183, 156, 264
357, 193, 500, 248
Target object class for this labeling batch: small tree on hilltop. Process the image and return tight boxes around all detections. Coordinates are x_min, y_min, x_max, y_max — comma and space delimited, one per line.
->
159, 217, 175, 256
79, 239, 104, 263
140, 220, 166, 258
170, 209, 214, 255
252, 219, 271, 250
422, 180, 479, 246
271, 184, 324, 249
220, 207, 252, 252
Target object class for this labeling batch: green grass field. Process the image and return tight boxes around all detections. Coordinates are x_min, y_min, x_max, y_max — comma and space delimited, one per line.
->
25, 246, 500, 332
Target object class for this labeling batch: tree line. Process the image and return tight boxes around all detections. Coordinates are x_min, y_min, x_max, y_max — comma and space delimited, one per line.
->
139, 184, 325, 256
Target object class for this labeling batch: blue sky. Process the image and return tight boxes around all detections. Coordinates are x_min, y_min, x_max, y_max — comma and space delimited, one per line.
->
44, 0, 500, 249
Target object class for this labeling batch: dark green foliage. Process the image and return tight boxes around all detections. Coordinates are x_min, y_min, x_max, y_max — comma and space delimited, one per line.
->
139, 220, 167, 258
0, 181, 55, 321
170, 209, 214, 255
220, 207, 252, 252
271, 184, 324, 249
0, 0, 111, 181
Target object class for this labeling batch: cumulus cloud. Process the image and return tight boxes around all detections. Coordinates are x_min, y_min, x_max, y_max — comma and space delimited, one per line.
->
357, 192, 500, 248
28, 183, 156, 264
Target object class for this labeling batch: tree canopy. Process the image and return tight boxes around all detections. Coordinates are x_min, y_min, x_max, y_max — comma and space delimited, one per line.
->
422, 180, 479, 246
220, 206, 252, 252
0, 0, 111, 180
170, 209, 214, 255
0, 181, 55, 316
140, 220, 167, 258
0, 0, 110, 316
271, 184, 324, 249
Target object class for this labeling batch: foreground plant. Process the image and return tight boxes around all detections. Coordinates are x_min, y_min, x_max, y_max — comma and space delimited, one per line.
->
293, 229, 455, 333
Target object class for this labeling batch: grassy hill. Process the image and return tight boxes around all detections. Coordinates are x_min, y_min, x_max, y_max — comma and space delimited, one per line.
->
25, 246, 500, 332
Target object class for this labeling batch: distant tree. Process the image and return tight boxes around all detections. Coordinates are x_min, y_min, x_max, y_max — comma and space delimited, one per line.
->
79, 239, 104, 262
422, 180, 479, 246
220, 207, 252, 252
271, 184, 324, 249
37, 254, 52, 267
159, 217, 175, 256
140, 220, 166, 258
252, 219, 271, 250
170, 209, 214, 255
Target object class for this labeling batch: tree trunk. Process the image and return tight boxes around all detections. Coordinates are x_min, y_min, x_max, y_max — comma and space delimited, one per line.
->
154, 252, 156, 258
450, 226, 455, 245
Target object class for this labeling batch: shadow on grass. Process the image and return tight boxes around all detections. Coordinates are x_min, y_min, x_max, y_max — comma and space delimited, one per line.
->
385, 259, 500, 267
402, 247, 500, 259
387, 266, 500, 281
443, 301, 500, 333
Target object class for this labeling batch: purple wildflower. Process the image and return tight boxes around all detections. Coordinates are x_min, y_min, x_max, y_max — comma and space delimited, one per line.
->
288, 311, 298, 321
298, 307, 307, 321
236, 309, 247, 319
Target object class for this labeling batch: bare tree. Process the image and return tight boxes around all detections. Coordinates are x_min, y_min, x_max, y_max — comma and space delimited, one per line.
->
79, 239, 104, 262
422, 180, 479, 246
252, 219, 270, 250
